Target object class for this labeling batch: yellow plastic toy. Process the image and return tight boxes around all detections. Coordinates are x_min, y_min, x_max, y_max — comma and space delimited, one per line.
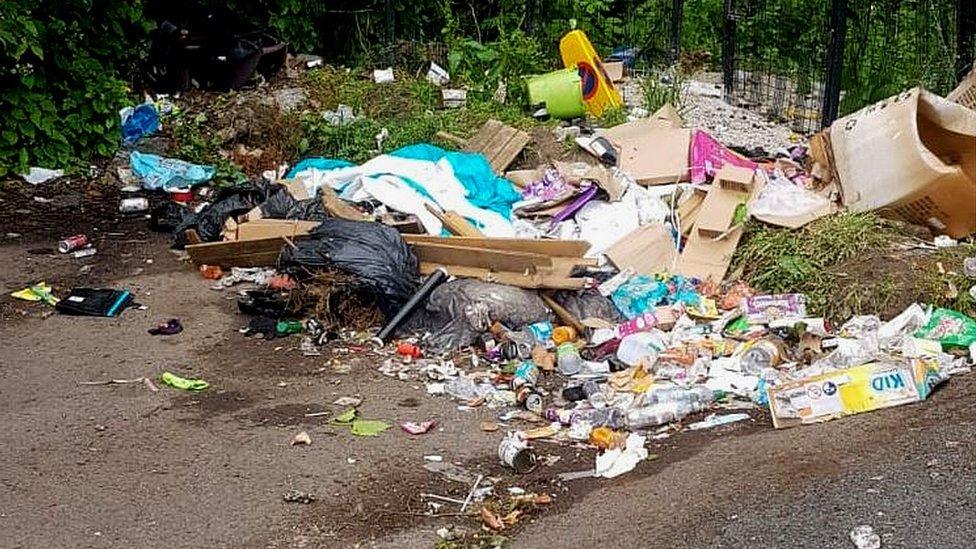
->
559, 30, 623, 117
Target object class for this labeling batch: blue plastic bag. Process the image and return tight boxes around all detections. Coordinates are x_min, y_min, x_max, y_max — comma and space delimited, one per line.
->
130, 151, 215, 190
612, 274, 701, 319
389, 144, 521, 219
121, 103, 160, 144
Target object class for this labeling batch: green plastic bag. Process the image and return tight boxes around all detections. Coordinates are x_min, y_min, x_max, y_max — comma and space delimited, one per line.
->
914, 308, 976, 349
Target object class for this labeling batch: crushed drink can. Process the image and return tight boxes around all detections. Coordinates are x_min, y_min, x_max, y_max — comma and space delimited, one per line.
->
513, 361, 539, 387
497, 432, 537, 474
58, 234, 89, 253
119, 197, 149, 213
524, 392, 543, 415
72, 248, 97, 259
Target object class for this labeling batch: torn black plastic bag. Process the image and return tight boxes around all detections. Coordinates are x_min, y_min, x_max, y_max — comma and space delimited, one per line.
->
404, 280, 551, 352
279, 219, 419, 319
171, 180, 280, 246
551, 289, 625, 324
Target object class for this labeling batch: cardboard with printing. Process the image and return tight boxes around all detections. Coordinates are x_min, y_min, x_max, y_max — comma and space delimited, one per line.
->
828, 87, 976, 238
767, 359, 945, 429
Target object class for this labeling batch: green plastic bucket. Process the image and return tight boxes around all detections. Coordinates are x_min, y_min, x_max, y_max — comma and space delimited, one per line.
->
525, 68, 585, 119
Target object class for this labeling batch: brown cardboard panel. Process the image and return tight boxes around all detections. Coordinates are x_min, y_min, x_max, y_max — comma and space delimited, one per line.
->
694, 167, 755, 238
418, 263, 587, 290
676, 226, 744, 283
604, 61, 624, 82
676, 188, 707, 236
280, 179, 310, 200
605, 126, 691, 185
715, 165, 756, 193
649, 104, 684, 128
402, 235, 590, 257
186, 235, 295, 267
604, 222, 677, 276
236, 219, 320, 241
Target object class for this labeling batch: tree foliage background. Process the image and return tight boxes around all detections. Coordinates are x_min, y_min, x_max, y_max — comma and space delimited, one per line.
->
0, 0, 968, 175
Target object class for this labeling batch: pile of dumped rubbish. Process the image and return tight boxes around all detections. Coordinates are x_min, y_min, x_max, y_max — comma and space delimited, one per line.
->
16, 30, 976, 482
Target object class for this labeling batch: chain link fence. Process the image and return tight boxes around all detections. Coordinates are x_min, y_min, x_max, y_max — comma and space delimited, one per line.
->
364, 0, 975, 132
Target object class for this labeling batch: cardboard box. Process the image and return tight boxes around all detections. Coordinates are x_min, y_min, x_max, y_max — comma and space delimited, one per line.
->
441, 88, 467, 109
828, 87, 976, 238
604, 222, 677, 276
676, 166, 756, 282
767, 360, 945, 429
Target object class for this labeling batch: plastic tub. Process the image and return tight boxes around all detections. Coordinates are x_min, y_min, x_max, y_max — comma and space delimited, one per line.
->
525, 68, 586, 119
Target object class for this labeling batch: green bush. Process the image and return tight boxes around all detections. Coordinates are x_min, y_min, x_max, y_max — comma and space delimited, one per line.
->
0, 1, 150, 175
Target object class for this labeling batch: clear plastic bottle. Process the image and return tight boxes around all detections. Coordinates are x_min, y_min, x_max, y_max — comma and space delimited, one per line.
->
625, 400, 702, 429
616, 331, 665, 366
654, 365, 687, 380
556, 342, 582, 375
646, 385, 715, 406
445, 376, 486, 401
588, 408, 626, 429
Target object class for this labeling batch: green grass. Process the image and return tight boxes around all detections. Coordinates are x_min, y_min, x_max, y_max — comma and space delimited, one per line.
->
640, 71, 684, 115
298, 66, 539, 164
732, 213, 976, 321
730, 212, 902, 319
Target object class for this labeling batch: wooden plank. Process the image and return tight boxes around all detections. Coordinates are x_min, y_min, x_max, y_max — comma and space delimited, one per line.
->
185, 235, 300, 267
464, 120, 504, 152
479, 127, 519, 169
411, 242, 552, 274
539, 293, 586, 335
462, 119, 529, 174
423, 204, 484, 237
320, 185, 364, 221
480, 124, 517, 165
185, 229, 202, 245
489, 129, 530, 173
402, 235, 589, 258
441, 212, 484, 237
419, 263, 587, 290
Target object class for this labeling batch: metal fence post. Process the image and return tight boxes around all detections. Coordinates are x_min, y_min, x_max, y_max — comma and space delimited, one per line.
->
721, 0, 737, 100
384, 0, 395, 66
671, 0, 684, 66
959, 0, 976, 79
821, 0, 847, 128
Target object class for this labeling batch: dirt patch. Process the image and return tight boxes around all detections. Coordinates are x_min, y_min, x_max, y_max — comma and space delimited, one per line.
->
824, 244, 975, 320
239, 403, 332, 427
515, 126, 593, 170
174, 389, 253, 423
0, 176, 128, 241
